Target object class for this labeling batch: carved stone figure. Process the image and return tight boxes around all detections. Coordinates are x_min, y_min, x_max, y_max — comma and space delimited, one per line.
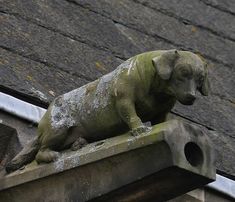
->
6, 50, 209, 172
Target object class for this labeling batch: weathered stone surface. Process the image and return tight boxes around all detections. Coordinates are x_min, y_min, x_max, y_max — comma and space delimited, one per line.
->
208, 63, 235, 101
1, 0, 235, 67
201, 0, 235, 15
0, 13, 121, 81
169, 114, 235, 177
0, 0, 137, 59
0, 120, 216, 201
0, 48, 88, 103
115, 23, 176, 54
209, 131, 235, 179
173, 95, 235, 138
73, 0, 235, 67
0, 110, 37, 147
135, 0, 235, 41
0, 123, 22, 171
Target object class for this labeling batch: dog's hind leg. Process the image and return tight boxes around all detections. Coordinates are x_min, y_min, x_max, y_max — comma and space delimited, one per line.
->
60, 126, 88, 151
35, 128, 68, 163
71, 137, 88, 151
36, 148, 59, 163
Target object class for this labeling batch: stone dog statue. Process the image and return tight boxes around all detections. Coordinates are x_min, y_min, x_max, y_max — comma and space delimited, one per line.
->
6, 50, 209, 173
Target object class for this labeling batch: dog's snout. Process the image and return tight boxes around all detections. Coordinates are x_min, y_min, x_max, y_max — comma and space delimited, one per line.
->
183, 94, 196, 105
186, 94, 196, 101
177, 92, 196, 105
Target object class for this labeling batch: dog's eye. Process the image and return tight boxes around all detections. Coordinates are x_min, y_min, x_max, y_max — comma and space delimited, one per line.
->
180, 69, 190, 77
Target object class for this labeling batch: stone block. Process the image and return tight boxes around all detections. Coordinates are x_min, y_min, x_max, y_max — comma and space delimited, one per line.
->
0, 123, 22, 172
0, 120, 215, 201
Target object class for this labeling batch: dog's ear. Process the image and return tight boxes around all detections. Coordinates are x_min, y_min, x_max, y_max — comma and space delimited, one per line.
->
152, 49, 179, 80
199, 64, 210, 96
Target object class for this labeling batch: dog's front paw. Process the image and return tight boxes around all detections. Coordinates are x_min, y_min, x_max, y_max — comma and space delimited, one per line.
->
130, 126, 152, 136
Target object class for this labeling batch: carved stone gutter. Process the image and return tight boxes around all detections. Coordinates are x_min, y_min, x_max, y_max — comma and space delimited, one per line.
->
0, 120, 215, 202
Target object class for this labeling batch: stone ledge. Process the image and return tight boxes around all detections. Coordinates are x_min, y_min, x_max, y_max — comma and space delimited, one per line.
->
0, 120, 216, 201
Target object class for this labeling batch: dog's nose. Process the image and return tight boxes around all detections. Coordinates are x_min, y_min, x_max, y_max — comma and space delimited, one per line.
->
184, 94, 196, 104
186, 94, 196, 100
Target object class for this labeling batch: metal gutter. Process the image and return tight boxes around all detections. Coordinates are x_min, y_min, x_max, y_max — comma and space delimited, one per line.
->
0, 92, 234, 199
0, 92, 46, 123
207, 174, 235, 199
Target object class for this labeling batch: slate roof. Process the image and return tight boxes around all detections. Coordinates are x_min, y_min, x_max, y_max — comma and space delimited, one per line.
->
0, 0, 234, 178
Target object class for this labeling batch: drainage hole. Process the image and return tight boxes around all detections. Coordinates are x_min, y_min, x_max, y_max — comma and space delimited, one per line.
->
184, 142, 203, 167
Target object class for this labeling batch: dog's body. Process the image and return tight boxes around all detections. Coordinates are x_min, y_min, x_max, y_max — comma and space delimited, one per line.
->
43, 51, 175, 142
6, 50, 209, 172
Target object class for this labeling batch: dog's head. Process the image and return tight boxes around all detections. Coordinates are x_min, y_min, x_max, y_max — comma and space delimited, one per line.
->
152, 49, 210, 105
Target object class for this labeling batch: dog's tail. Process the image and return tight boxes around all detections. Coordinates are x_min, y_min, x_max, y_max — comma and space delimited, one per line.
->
6, 136, 40, 173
